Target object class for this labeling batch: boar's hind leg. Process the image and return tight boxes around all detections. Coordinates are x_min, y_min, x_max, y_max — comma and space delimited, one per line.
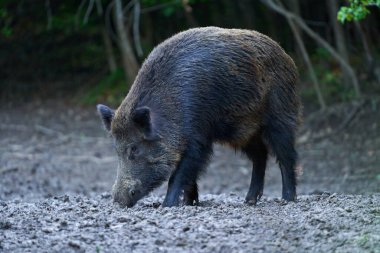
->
162, 141, 212, 207
183, 183, 199, 206
242, 135, 268, 205
263, 120, 297, 201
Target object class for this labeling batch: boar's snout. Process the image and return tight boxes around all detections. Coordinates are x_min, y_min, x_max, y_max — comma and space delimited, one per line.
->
112, 180, 142, 208
113, 191, 134, 208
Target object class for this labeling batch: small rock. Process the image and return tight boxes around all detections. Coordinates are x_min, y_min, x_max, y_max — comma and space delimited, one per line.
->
60, 220, 68, 227
274, 199, 288, 206
155, 239, 165, 245
61, 195, 70, 202
101, 192, 111, 199
321, 191, 332, 197
0, 220, 12, 230
86, 200, 99, 207
117, 216, 130, 223
81, 234, 95, 243
42, 227, 53, 233
68, 240, 81, 249
176, 239, 187, 247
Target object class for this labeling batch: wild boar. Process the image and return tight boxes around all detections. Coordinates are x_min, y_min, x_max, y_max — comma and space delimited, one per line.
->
97, 27, 301, 207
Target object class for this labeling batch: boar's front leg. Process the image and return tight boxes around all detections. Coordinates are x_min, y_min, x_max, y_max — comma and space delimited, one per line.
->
242, 135, 268, 205
162, 141, 212, 207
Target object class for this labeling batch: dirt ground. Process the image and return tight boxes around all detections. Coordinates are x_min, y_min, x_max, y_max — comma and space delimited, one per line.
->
0, 100, 379, 253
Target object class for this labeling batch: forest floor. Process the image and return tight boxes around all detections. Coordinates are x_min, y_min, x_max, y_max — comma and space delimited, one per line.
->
0, 99, 379, 253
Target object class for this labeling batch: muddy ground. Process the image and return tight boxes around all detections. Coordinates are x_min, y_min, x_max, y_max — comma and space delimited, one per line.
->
0, 100, 379, 252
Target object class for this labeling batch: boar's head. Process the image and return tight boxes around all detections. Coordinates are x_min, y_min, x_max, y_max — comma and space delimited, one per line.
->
97, 104, 177, 207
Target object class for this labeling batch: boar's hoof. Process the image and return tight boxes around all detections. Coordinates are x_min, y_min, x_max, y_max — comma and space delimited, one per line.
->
283, 195, 297, 202
183, 196, 199, 206
162, 197, 180, 208
282, 190, 297, 202
245, 199, 258, 206
245, 191, 263, 206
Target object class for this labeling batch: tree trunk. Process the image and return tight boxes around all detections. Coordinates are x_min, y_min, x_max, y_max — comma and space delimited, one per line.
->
261, 0, 361, 98
102, 28, 118, 73
45, 0, 52, 30
354, 21, 380, 84
327, 0, 351, 88
133, 0, 144, 58
288, 0, 302, 58
281, 0, 326, 110
96, 0, 117, 73
114, 0, 139, 84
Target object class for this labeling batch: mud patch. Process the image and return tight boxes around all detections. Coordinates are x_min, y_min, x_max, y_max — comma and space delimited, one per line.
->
1, 194, 379, 253
0, 100, 380, 252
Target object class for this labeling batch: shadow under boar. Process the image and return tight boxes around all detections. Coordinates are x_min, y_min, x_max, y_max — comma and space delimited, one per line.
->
97, 27, 302, 208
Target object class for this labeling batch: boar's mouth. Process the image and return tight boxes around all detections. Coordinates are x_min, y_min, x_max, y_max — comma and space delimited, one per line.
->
112, 190, 136, 208
125, 200, 137, 208
112, 186, 147, 208
113, 195, 137, 208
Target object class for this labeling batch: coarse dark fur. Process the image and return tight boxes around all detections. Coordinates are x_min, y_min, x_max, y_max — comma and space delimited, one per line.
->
97, 27, 302, 208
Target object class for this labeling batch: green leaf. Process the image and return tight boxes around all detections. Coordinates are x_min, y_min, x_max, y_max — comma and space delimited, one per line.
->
162, 6, 176, 16
337, 0, 380, 23
1, 26, 12, 37
0, 8, 7, 18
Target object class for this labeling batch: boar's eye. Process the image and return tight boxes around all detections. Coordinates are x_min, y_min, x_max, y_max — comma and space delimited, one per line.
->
128, 145, 139, 160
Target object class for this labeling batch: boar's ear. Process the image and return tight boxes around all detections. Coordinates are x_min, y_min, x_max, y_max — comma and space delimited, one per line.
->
132, 106, 161, 141
97, 104, 115, 132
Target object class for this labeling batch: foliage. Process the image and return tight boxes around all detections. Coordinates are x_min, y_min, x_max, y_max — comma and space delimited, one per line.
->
142, 0, 181, 16
338, 0, 380, 23
301, 48, 357, 104
82, 69, 128, 106
356, 233, 369, 247
0, 6, 12, 37
1, 0, 380, 105
141, 0, 208, 17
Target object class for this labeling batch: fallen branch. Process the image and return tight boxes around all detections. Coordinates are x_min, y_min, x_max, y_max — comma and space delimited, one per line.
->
0, 123, 29, 132
6, 152, 116, 165
35, 124, 64, 137
0, 167, 18, 174
0, 123, 106, 141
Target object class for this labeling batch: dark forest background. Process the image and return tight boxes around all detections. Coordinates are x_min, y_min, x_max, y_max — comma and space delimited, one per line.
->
1, 0, 379, 111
